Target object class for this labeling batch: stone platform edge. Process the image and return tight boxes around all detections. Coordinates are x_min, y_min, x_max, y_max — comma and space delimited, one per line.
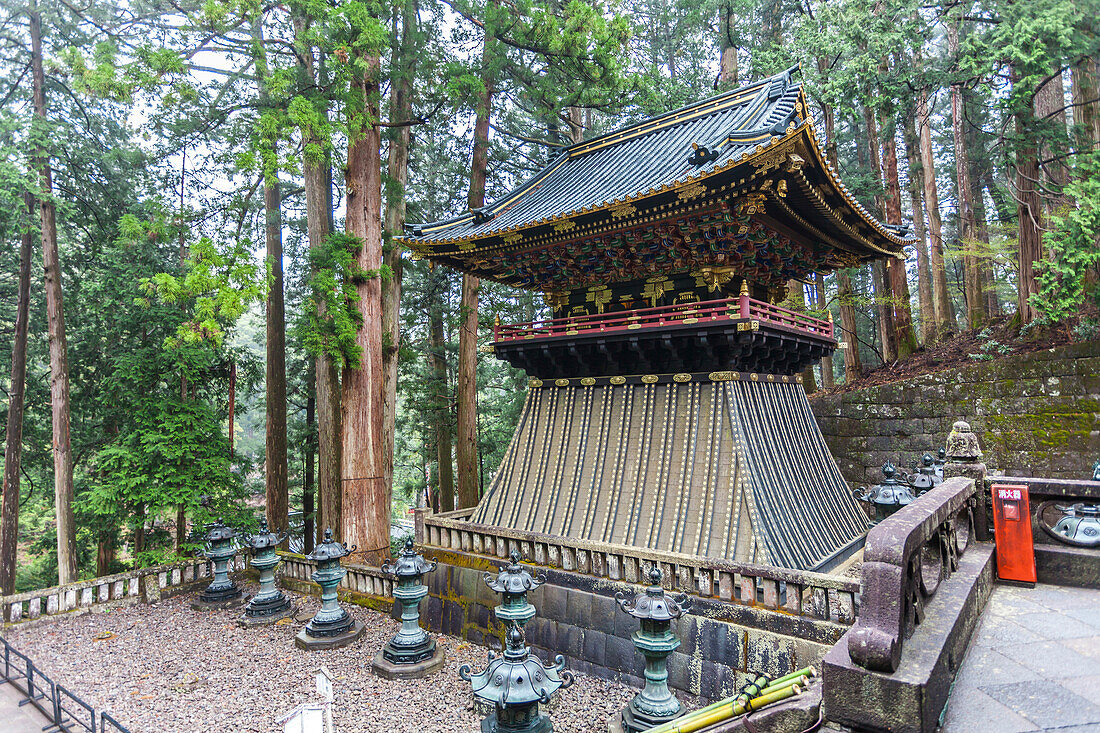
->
821, 543, 995, 733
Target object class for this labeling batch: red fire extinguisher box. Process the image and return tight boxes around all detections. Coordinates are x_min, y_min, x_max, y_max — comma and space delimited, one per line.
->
991, 483, 1037, 584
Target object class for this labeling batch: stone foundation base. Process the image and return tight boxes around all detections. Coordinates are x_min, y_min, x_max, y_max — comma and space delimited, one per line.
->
191, 594, 250, 612
371, 644, 446, 679
295, 620, 366, 651
238, 605, 297, 627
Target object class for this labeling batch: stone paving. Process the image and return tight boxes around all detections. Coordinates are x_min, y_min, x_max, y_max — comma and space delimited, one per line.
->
942, 583, 1100, 732
0, 682, 55, 733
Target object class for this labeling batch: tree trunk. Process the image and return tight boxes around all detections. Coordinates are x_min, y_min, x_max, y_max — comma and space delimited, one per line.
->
916, 86, 955, 336
428, 264, 454, 512
133, 503, 145, 555
816, 57, 838, 168
1072, 57, 1100, 147
264, 175, 289, 540
970, 157, 999, 318
382, 0, 416, 499
814, 272, 835, 389
1035, 72, 1070, 212
862, 103, 896, 362
457, 26, 497, 510
31, 3, 77, 585
304, 383, 316, 555
879, 107, 918, 358
342, 51, 388, 564
96, 534, 115, 577
254, 19, 289, 543
903, 114, 934, 342
297, 18, 342, 543
1014, 65, 1043, 324
947, 13, 985, 331
836, 270, 862, 381
717, 3, 738, 90
1, 192, 33, 595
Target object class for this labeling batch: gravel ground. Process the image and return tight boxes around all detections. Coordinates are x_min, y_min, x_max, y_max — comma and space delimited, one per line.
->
7, 582, 636, 733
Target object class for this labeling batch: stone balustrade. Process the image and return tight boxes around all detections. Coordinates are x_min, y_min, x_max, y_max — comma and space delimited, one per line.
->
278, 552, 394, 598
0, 555, 246, 626
418, 508, 860, 625
846, 475, 979, 673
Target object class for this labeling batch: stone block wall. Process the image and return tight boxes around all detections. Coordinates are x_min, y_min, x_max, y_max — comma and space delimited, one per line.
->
418, 553, 841, 701
811, 342, 1100, 486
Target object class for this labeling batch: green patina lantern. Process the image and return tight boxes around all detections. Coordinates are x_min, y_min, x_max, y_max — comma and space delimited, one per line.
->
373, 538, 445, 679
192, 518, 248, 611
615, 565, 689, 732
461, 626, 574, 733
459, 550, 573, 732
484, 550, 541, 630
295, 527, 365, 650
855, 462, 917, 526
240, 518, 294, 626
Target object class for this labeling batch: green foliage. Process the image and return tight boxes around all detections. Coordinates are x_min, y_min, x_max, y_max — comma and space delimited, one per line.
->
137, 232, 265, 349
301, 233, 393, 369
1032, 153, 1100, 325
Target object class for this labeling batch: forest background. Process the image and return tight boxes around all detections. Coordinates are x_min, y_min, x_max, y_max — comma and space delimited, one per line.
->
0, 0, 1098, 591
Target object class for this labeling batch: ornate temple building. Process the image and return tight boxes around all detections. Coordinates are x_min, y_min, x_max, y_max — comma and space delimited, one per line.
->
400, 67, 912, 571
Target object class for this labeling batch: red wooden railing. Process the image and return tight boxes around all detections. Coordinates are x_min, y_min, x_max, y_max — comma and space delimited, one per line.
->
493, 295, 833, 342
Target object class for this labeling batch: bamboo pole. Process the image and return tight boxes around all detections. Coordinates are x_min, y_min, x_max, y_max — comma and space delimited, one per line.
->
647, 685, 804, 733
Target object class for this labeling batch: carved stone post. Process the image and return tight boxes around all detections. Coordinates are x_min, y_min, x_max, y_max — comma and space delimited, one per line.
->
943, 420, 990, 541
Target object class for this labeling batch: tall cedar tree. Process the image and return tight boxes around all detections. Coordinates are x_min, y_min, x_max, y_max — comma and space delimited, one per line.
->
1, 193, 34, 594
30, 1, 77, 584
382, 0, 418, 499
255, 17, 289, 542
342, 41, 389, 563
458, 15, 501, 510
295, 16, 342, 543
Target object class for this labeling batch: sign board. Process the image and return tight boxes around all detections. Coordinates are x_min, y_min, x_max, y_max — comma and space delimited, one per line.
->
277, 703, 326, 733
315, 666, 334, 702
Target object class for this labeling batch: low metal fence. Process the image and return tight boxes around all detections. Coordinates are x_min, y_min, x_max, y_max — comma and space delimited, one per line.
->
0, 635, 130, 733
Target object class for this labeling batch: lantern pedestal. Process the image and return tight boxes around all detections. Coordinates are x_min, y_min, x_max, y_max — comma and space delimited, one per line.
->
239, 518, 296, 626
192, 519, 249, 611
239, 602, 295, 627
295, 619, 366, 651
192, 593, 250, 611
371, 643, 445, 680
296, 527, 364, 651
611, 566, 688, 733
372, 537, 445, 678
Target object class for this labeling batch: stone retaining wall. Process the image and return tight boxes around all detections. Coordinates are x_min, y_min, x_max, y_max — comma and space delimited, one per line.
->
279, 550, 844, 702
811, 341, 1100, 485
0, 556, 230, 627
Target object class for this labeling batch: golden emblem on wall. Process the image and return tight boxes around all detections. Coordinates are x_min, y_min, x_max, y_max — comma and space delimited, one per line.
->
458, 240, 476, 250
708, 371, 734, 382
752, 149, 787, 176
543, 290, 568, 310
529, 379, 543, 388
553, 219, 577, 233
673, 373, 692, 383
502, 232, 523, 245
610, 203, 637, 220
641, 375, 659, 384
580, 377, 596, 386
693, 266, 737, 293
642, 276, 673, 307
610, 376, 626, 385
677, 182, 707, 201
586, 285, 612, 313
750, 373, 759, 381
555, 378, 570, 387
